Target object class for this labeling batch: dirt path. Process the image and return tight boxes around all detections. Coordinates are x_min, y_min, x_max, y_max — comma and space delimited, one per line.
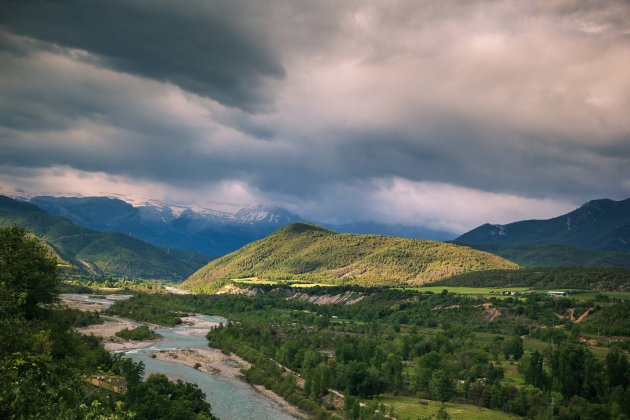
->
575, 307, 595, 323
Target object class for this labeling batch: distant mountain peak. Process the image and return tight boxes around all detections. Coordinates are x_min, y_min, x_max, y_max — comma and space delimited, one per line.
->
234, 204, 301, 224
456, 197, 630, 254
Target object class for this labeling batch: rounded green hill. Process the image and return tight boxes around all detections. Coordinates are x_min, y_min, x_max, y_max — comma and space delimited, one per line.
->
181, 223, 518, 293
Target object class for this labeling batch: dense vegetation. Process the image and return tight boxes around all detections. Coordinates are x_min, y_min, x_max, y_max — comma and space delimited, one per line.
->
435, 267, 630, 291
109, 285, 630, 419
0, 195, 210, 280
465, 244, 630, 268
456, 198, 630, 254
60, 276, 168, 293
0, 226, 216, 419
182, 223, 517, 293
115, 325, 162, 341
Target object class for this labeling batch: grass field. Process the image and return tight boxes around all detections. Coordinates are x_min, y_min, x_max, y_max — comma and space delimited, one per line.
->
231, 277, 278, 285
566, 291, 630, 301
502, 362, 526, 386
375, 395, 517, 419
410, 286, 529, 295
411, 286, 630, 302
231, 278, 336, 288
289, 282, 335, 288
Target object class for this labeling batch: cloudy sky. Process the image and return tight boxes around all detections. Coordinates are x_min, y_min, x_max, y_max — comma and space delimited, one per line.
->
1, 0, 629, 234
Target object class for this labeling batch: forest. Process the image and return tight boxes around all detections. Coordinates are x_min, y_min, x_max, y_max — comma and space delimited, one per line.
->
108, 285, 630, 419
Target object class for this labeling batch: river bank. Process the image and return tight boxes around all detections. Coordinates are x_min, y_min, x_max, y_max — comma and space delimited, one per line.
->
153, 347, 308, 419
78, 317, 163, 351
62, 294, 305, 419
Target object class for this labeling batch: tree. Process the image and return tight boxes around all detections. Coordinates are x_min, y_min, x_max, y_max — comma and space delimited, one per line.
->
503, 336, 524, 361
523, 351, 548, 390
130, 373, 214, 419
430, 369, 454, 402
554, 342, 586, 398
437, 404, 451, 420
606, 348, 629, 389
0, 226, 59, 319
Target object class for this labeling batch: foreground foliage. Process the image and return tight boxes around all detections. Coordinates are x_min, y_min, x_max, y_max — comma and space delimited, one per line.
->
0, 226, 216, 419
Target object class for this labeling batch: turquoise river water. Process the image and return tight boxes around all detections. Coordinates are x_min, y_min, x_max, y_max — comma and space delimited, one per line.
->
65, 295, 296, 420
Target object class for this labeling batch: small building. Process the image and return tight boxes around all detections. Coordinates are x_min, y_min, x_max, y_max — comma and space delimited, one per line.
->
547, 291, 568, 298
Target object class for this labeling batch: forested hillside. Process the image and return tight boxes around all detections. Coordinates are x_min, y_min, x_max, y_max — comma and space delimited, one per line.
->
465, 244, 630, 268
434, 267, 630, 291
0, 196, 210, 280
182, 223, 517, 292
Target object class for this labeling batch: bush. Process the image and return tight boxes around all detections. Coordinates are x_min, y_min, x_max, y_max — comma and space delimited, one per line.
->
115, 325, 161, 341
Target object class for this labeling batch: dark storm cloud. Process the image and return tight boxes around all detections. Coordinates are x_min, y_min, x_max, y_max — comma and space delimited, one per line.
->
0, 0, 285, 110
1, 0, 630, 230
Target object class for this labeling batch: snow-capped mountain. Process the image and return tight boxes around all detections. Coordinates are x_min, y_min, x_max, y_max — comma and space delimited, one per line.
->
26, 195, 453, 256
28, 196, 303, 256
234, 205, 299, 224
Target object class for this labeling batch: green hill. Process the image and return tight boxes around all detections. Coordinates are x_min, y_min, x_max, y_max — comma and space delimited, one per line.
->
0, 195, 210, 280
181, 223, 518, 292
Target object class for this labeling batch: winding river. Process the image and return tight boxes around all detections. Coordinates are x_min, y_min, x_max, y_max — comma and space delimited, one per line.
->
64, 294, 297, 420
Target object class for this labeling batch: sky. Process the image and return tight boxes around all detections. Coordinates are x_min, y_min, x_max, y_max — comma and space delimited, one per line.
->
1, 0, 629, 234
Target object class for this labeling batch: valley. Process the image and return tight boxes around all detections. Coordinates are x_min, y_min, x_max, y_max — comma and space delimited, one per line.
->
60, 293, 300, 419
3, 197, 630, 419
4, 2, 630, 418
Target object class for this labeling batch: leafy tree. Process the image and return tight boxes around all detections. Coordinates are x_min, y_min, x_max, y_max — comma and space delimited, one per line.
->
523, 351, 548, 390
430, 370, 454, 402
130, 373, 214, 419
115, 325, 161, 341
503, 336, 524, 360
553, 342, 586, 398
437, 404, 451, 420
0, 226, 59, 319
606, 348, 629, 389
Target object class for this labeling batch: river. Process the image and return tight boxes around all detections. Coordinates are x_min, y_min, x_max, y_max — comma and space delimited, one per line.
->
63, 294, 297, 420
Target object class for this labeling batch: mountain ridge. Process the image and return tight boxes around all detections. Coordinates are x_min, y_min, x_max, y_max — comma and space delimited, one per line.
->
456, 197, 630, 251
454, 197, 630, 267
0, 195, 211, 280
27, 195, 454, 255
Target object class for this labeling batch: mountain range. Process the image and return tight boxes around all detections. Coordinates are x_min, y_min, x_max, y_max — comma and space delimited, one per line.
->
455, 198, 630, 267
27, 195, 453, 256
0, 196, 211, 280
8, 194, 629, 276
182, 223, 517, 293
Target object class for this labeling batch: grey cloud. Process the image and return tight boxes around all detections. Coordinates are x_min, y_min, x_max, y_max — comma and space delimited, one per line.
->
0, 0, 285, 110
1, 0, 630, 229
